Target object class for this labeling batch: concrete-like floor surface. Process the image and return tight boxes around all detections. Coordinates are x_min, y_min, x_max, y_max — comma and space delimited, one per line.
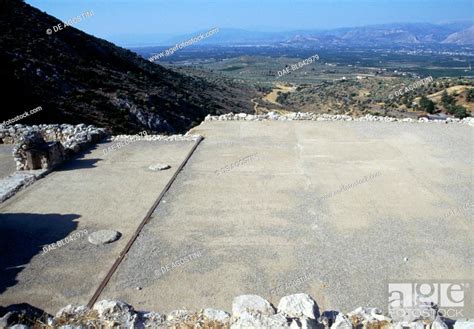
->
0, 140, 196, 313
100, 121, 472, 314
0, 145, 15, 179
0, 121, 472, 316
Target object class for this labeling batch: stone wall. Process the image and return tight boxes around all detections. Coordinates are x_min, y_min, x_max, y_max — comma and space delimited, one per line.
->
0, 124, 108, 170
1, 294, 470, 328
205, 112, 474, 125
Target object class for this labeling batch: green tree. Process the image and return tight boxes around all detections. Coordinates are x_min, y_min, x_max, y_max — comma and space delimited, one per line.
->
466, 89, 474, 102
441, 90, 455, 107
419, 96, 435, 114
447, 105, 469, 118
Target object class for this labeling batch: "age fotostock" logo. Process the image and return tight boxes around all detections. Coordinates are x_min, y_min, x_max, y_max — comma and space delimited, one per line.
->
388, 281, 472, 320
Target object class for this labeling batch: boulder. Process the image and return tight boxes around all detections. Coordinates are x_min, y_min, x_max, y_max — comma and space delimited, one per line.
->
454, 320, 474, 329
139, 312, 166, 327
232, 295, 275, 318
88, 230, 121, 245
203, 308, 231, 324
278, 294, 318, 320
231, 312, 288, 328
290, 317, 322, 328
331, 314, 352, 329
92, 300, 136, 326
430, 317, 448, 329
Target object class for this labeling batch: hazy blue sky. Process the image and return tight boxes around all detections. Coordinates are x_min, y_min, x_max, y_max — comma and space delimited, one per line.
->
28, 0, 473, 45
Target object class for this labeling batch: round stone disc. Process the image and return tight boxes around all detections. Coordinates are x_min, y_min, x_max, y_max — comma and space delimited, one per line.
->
88, 230, 121, 245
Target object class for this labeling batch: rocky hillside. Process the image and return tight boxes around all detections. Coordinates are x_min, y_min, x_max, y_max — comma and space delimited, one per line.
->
443, 26, 474, 45
0, 0, 256, 134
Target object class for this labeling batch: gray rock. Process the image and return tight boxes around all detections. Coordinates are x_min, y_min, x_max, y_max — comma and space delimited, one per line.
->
55, 304, 89, 320
0, 312, 14, 328
149, 163, 171, 171
0, 171, 41, 203
393, 322, 404, 329
410, 320, 425, 329
231, 312, 288, 328
10, 325, 30, 329
290, 317, 321, 329
232, 295, 275, 318
430, 317, 448, 329
88, 230, 121, 245
454, 320, 474, 329
389, 302, 437, 323
140, 312, 166, 327
330, 314, 352, 329
369, 308, 391, 322
203, 308, 231, 324
167, 310, 193, 324
278, 293, 318, 320
129, 106, 174, 132
92, 300, 136, 326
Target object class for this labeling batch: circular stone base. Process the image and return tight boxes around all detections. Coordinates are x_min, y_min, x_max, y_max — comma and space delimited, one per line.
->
88, 230, 121, 245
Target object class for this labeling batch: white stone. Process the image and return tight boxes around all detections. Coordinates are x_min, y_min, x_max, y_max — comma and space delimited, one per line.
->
331, 314, 352, 329
430, 317, 448, 329
140, 312, 166, 327
93, 300, 133, 318
278, 294, 317, 319
454, 320, 474, 329
149, 163, 171, 171
203, 308, 231, 324
232, 295, 275, 317
167, 309, 191, 322
370, 308, 391, 322
88, 230, 121, 245
290, 317, 321, 328
55, 304, 88, 319
92, 300, 137, 326
231, 312, 288, 328
409, 320, 425, 329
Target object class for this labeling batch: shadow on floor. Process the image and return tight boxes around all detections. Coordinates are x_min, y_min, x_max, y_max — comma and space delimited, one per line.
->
0, 213, 80, 294
55, 142, 104, 171
56, 158, 101, 171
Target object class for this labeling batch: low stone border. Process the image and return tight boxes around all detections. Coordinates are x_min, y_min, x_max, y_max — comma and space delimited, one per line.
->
0, 170, 49, 203
205, 112, 474, 125
1, 294, 471, 328
0, 124, 108, 145
111, 133, 202, 142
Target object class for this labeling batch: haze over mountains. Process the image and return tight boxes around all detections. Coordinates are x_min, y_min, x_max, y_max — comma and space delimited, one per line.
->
117, 23, 474, 47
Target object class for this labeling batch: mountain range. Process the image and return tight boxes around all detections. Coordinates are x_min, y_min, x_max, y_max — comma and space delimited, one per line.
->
130, 23, 474, 47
